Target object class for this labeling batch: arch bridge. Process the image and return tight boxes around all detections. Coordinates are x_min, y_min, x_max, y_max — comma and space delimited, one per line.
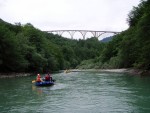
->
45, 30, 120, 39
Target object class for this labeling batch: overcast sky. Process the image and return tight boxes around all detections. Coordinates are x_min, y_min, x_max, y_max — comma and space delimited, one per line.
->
0, 0, 141, 39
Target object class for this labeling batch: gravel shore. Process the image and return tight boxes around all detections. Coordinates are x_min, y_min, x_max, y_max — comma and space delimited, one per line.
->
71, 68, 150, 76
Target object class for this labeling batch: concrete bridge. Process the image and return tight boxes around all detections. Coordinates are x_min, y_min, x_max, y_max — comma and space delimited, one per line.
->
45, 30, 120, 39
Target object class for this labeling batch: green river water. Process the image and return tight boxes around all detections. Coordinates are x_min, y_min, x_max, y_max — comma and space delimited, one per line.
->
0, 71, 150, 113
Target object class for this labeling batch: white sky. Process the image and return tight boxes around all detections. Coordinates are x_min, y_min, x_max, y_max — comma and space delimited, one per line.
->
0, 0, 141, 39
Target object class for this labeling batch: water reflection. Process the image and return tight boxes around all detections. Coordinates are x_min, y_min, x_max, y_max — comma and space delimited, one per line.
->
32, 85, 54, 95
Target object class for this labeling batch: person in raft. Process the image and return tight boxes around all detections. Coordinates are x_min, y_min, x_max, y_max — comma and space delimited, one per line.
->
36, 74, 43, 82
45, 73, 52, 81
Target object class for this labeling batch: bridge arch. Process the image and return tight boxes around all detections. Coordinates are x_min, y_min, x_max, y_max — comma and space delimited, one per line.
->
46, 30, 120, 39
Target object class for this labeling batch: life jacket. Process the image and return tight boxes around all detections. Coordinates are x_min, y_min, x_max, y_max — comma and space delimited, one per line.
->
36, 77, 41, 82
45, 75, 50, 81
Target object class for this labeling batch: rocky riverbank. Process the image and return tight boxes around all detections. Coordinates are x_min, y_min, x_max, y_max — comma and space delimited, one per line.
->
124, 69, 150, 76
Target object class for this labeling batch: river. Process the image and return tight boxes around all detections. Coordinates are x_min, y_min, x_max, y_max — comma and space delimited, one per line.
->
0, 71, 150, 113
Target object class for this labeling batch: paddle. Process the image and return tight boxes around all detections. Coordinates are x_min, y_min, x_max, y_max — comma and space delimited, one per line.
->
32, 80, 36, 83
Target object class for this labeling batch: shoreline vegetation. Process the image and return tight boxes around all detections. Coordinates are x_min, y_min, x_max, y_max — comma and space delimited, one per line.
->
0, 68, 150, 78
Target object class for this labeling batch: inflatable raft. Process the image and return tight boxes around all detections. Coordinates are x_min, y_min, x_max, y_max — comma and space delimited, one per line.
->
35, 81, 55, 86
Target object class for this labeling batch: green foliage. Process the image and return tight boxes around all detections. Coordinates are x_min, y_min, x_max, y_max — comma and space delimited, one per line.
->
100, 33, 123, 63
0, 23, 27, 72
100, 0, 150, 70
127, 0, 146, 26
76, 59, 95, 69
78, 0, 150, 70
0, 19, 106, 73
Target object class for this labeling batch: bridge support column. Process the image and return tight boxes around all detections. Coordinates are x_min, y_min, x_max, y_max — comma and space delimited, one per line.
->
80, 31, 87, 40
91, 31, 105, 38
68, 31, 75, 39
57, 31, 63, 36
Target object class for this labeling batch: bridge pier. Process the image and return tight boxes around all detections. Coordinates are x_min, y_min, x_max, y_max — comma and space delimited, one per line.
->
79, 31, 87, 40
68, 31, 76, 39
91, 32, 105, 38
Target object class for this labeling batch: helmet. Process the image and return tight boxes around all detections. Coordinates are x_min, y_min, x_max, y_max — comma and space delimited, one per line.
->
37, 74, 41, 78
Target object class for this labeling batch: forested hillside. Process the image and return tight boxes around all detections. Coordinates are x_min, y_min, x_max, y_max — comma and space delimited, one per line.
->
78, 0, 150, 70
100, 36, 113, 42
0, 19, 105, 73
